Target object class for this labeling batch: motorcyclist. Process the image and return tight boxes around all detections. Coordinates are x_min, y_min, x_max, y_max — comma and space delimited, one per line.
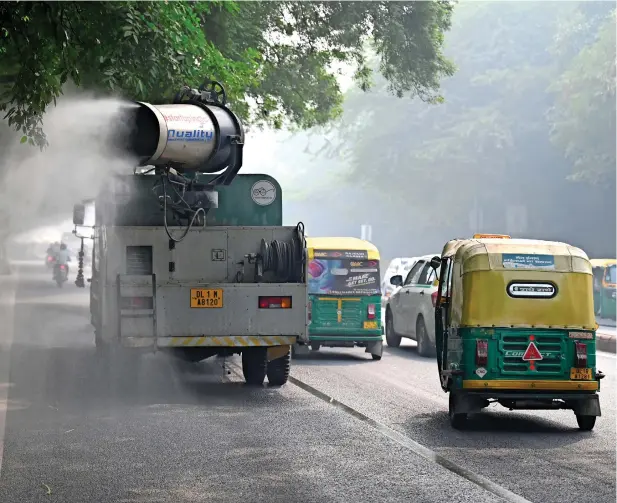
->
53, 242, 71, 278
46, 241, 60, 268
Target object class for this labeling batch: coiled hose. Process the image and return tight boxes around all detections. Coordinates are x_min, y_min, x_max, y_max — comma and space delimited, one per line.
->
260, 222, 306, 282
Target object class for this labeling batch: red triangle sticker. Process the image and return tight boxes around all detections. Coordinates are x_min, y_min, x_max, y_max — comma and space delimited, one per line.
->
522, 341, 543, 361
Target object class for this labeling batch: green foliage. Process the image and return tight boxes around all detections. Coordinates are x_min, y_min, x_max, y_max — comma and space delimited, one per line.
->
326, 0, 615, 221
0, 1, 455, 147
549, 10, 616, 184
204, 1, 455, 130
0, 1, 258, 148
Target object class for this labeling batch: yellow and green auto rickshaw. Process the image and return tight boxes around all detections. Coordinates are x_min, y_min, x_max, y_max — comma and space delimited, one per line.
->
430, 234, 605, 430
590, 259, 616, 320
301, 236, 383, 360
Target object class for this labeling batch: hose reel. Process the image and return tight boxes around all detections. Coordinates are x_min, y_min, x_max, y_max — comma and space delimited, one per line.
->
258, 222, 306, 282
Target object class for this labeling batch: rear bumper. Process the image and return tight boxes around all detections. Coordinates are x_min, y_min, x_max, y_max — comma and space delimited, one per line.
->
122, 335, 297, 348
308, 326, 382, 341
462, 379, 598, 391
308, 335, 383, 343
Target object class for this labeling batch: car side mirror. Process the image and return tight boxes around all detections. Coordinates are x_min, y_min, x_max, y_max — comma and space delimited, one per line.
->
429, 256, 441, 270
73, 203, 85, 226
390, 275, 403, 287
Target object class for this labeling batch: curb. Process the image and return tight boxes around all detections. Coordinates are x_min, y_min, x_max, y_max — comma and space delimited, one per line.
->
596, 333, 616, 353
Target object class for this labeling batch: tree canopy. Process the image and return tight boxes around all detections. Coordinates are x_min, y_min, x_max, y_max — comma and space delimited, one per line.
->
0, 1, 455, 147
330, 1, 615, 198
287, 0, 615, 258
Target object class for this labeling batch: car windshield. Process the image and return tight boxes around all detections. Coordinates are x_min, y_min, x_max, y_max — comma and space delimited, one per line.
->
308, 257, 380, 295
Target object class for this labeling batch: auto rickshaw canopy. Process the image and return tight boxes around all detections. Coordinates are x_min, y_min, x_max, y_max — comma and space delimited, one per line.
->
306, 236, 380, 260
590, 258, 616, 268
441, 238, 596, 330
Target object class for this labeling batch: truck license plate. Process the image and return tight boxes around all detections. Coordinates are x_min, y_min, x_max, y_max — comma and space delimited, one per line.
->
190, 288, 223, 308
364, 321, 378, 329
570, 368, 592, 380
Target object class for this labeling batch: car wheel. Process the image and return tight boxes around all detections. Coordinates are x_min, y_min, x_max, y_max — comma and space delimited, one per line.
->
416, 317, 436, 358
385, 311, 401, 348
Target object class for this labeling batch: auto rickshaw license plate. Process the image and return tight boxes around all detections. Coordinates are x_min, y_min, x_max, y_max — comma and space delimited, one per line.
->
364, 321, 378, 329
190, 288, 223, 308
570, 368, 592, 380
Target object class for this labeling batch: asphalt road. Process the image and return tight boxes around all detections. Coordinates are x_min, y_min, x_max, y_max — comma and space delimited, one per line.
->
0, 263, 615, 503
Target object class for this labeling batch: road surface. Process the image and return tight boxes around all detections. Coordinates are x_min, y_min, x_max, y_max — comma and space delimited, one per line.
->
0, 263, 614, 502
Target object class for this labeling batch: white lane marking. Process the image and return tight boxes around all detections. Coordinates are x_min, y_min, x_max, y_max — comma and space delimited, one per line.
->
287, 374, 533, 503
0, 272, 18, 477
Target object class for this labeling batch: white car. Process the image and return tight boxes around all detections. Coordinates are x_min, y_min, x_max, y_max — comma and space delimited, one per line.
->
381, 257, 419, 306
384, 254, 440, 357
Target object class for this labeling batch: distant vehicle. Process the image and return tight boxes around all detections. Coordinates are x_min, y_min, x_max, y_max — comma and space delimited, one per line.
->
590, 259, 616, 320
381, 257, 418, 305
303, 236, 383, 360
53, 263, 68, 287
384, 254, 441, 357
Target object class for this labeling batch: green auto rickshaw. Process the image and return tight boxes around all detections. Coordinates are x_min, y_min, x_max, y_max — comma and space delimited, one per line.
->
591, 259, 616, 320
431, 235, 605, 430
299, 236, 383, 360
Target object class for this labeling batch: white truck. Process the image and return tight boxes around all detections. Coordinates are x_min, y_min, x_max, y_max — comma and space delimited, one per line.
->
74, 80, 308, 386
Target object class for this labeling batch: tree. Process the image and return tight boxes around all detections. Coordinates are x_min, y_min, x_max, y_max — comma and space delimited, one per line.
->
548, 9, 616, 184
0, 1, 258, 147
294, 1, 615, 257
0, 1, 455, 146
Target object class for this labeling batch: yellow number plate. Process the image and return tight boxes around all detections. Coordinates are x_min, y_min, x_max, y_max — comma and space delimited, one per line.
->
190, 289, 223, 308
570, 368, 592, 380
364, 321, 378, 329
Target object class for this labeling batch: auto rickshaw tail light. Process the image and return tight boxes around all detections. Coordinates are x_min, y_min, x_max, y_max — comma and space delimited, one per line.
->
476, 339, 488, 366
574, 342, 588, 368
308, 300, 312, 324
367, 304, 376, 320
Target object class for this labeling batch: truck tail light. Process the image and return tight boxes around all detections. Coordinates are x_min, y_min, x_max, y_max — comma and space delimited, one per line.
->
367, 304, 376, 320
575, 342, 588, 368
476, 339, 488, 366
431, 291, 439, 308
259, 296, 292, 309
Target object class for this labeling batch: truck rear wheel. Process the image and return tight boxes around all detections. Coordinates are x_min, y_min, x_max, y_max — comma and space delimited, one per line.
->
267, 348, 291, 386
242, 348, 267, 385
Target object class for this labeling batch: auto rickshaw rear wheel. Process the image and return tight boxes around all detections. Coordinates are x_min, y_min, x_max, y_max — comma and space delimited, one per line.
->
575, 414, 596, 431
448, 393, 468, 429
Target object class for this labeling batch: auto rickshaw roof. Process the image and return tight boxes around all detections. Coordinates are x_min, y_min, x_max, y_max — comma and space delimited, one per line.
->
441, 238, 591, 274
306, 236, 380, 260
590, 258, 616, 268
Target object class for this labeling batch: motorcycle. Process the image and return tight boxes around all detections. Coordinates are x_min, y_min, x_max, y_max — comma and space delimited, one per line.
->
53, 263, 68, 287
45, 254, 56, 269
